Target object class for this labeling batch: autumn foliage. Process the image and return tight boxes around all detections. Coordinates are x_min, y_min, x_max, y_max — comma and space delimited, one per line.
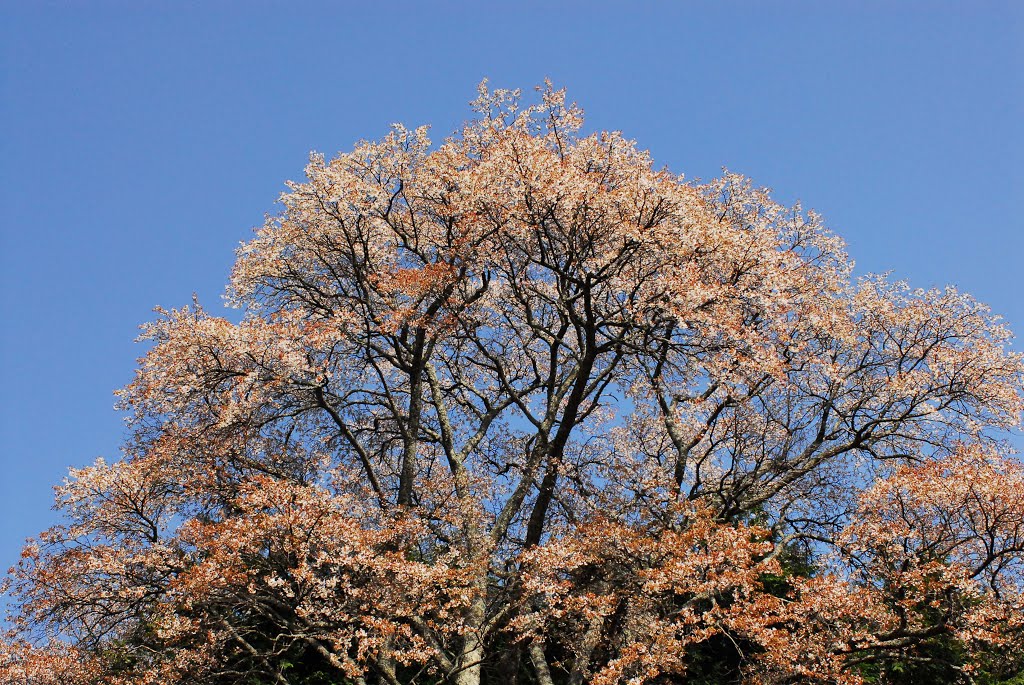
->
3, 83, 1023, 685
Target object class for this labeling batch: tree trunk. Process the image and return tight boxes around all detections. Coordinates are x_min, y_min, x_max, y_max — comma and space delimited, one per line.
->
529, 641, 555, 685
454, 597, 485, 683
452, 578, 487, 685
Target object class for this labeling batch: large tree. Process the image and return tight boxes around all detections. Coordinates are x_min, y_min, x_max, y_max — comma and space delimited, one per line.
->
4, 83, 1023, 685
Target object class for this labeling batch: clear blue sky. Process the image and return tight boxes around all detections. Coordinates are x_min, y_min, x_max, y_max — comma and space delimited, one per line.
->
1, 2, 1021, 576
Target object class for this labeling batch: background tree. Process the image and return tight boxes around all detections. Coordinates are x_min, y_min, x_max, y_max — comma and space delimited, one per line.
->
3, 83, 1023, 685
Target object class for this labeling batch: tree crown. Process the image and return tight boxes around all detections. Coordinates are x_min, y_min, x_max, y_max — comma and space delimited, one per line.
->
4, 82, 1023, 685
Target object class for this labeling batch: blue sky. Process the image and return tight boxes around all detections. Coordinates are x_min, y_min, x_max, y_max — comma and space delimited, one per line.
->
1, 2, 1021, 575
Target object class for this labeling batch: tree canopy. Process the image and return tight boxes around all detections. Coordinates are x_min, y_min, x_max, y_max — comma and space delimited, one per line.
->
3, 83, 1023, 685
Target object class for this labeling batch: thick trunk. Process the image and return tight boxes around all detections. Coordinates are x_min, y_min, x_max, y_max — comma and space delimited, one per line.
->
568, 602, 605, 685
452, 596, 485, 685
529, 641, 556, 685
